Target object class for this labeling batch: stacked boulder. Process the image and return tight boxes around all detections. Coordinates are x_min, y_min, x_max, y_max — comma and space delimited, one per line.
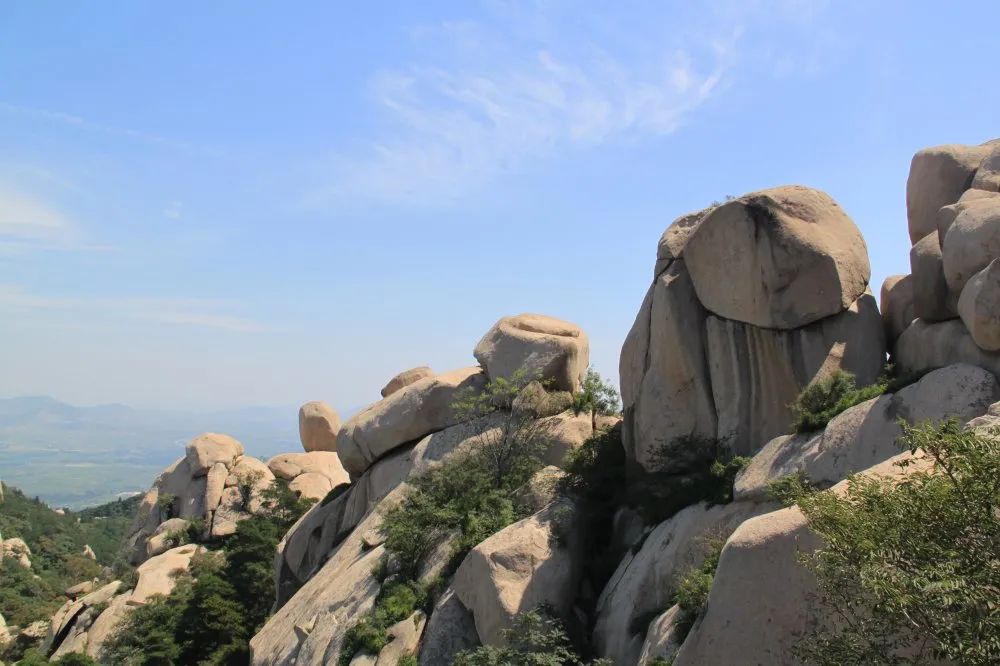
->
883, 140, 1000, 372
621, 185, 885, 473
124, 433, 276, 563
250, 313, 607, 666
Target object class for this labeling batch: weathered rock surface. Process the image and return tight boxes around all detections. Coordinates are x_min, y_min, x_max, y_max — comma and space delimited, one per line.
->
910, 231, 957, 321
593, 501, 773, 665
942, 196, 1000, 299
638, 605, 683, 666
1, 537, 32, 569
266, 452, 348, 500
474, 314, 590, 392
453, 500, 583, 647
381, 366, 434, 398
708, 292, 885, 456
418, 588, 480, 666
185, 433, 244, 476
337, 366, 487, 477
958, 258, 1000, 351
972, 142, 1000, 192
880, 274, 916, 345
46, 581, 122, 659
298, 401, 341, 453
906, 143, 992, 244
130, 544, 203, 605
735, 363, 999, 500
620, 261, 716, 473
896, 318, 1000, 378
684, 186, 870, 329
655, 208, 710, 275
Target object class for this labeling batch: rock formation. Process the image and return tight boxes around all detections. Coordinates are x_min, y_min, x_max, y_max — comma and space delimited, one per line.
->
622, 185, 885, 471
298, 401, 341, 453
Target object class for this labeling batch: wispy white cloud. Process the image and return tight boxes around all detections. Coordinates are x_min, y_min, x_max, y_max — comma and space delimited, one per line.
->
308, 5, 735, 207
0, 285, 265, 332
0, 187, 74, 242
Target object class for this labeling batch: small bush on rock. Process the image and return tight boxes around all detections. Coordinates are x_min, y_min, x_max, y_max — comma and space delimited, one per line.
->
790, 371, 887, 433
338, 581, 429, 666
452, 607, 612, 666
672, 538, 725, 642
572, 368, 620, 417
789, 419, 1000, 665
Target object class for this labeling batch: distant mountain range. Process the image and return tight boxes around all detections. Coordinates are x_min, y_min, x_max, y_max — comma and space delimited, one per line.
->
0, 396, 309, 509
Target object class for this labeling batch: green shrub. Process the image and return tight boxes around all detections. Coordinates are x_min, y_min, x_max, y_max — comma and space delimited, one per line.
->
672, 539, 725, 641
792, 419, 1000, 665
396, 656, 418, 666
790, 371, 887, 433
628, 450, 750, 524
452, 607, 612, 666
338, 581, 428, 666
572, 368, 621, 417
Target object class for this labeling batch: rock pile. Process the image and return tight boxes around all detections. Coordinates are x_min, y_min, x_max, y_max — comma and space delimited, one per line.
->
884, 141, 1000, 370
621, 185, 885, 472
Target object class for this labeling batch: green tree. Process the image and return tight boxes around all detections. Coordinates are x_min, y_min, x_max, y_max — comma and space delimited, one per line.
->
572, 367, 621, 418
788, 419, 1000, 665
453, 608, 611, 666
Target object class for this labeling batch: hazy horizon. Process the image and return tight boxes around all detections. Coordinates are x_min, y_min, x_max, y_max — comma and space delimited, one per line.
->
3, 1, 1000, 411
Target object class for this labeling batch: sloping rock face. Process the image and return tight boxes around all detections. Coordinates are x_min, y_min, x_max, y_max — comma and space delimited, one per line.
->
734, 363, 1000, 500
592, 501, 774, 665
336, 367, 488, 477
622, 187, 884, 472
453, 500, 584, 647
474, 314, 590, 392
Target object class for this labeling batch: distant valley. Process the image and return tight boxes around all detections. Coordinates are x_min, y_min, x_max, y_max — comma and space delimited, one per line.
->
0, 396, 319, 508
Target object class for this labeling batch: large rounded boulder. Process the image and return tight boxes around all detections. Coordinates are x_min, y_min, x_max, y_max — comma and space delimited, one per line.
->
906, 142, 994, 244
474, 314, 589, 392
683, 186, 870, 329
942, 196, 1000, 298
958, 258, 1000, 351
298, 401, 341, 453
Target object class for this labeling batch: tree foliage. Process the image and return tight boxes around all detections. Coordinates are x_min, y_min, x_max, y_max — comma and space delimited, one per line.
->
452, 608, 611, 666
571, 368, 621, 418
788, 420, 1000, 665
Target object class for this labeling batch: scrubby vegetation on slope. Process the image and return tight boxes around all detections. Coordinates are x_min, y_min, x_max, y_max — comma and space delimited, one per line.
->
453, 608, 612, 666
101, 481, 311, 665
0, 484, 140, 627
779, 420, 1000, 665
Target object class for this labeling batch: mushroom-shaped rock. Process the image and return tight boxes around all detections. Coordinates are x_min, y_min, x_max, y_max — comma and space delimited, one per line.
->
298, 401, 341, 453
452, 500, 583, 646
683, 185, 870, 329
880, 274, 916, 345
958, 259, 1000, 351
184, 433, 244, 476
130, 544, 204, 605
942, 196, 1000, 298
910, 231, 957, 321
337, 366, 488, 476
474, 314, 589, 392
906, 142, 993, 244
381, 366, 434, 398
972, 142, 1000, 192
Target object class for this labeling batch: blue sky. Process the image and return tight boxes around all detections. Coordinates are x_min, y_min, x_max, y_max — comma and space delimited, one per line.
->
1, 1, 998, 412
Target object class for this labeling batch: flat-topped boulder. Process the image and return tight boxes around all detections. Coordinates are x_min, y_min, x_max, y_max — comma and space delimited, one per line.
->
381, 366, 434, 398
336, 366, 487, 476
683, 185, 870, 329
298, 401, 341, 452
474, 314, 589, 392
